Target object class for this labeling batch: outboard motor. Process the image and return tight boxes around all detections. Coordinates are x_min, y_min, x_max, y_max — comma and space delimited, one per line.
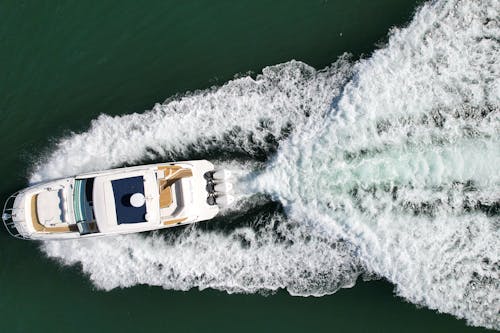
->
212, 169, 232, 180
215, 194, 235, 207
205, 169, 235, 207
214, 182, 233, 193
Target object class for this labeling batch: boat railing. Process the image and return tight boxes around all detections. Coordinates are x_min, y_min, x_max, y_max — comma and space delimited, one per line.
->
2, 191, 29, 240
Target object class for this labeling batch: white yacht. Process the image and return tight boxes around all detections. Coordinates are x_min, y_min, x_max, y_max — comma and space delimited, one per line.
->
2, 160, 234, 240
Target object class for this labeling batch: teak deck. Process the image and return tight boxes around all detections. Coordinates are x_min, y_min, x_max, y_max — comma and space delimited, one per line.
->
157, 165, 193, 208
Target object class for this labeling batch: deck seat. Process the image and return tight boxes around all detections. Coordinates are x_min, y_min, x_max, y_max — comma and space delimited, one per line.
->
157, 166, 193, 209
159, 187, 173, 208
31, 195, 77, 233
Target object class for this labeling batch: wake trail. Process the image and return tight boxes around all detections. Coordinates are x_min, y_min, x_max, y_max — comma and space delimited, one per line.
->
253, 0, 499, 329
34, 0, 499, 329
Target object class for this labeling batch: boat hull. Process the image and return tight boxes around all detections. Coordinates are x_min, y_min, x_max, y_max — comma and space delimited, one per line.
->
2, 160, 226, 240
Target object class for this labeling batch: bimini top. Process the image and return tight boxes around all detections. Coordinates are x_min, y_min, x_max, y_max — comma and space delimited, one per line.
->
92, 168, 160, 233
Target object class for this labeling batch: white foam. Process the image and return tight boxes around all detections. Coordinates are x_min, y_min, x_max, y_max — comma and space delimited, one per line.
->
42, 214, 364, 295
30, 58, 351, 182
255, 0, 499, 329
34, 0, 499, 329
37, 52, 364, 299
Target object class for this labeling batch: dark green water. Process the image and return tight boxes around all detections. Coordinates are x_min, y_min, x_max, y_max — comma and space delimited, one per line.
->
0, 1, 494, 332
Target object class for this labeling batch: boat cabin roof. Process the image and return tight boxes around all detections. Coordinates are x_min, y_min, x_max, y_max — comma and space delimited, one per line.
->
111, 176, 147, 224
92, 168, 160, 233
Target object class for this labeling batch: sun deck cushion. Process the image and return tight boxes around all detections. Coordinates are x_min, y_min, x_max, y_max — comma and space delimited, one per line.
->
37, 189, 65, 225
111, 176, 147, 224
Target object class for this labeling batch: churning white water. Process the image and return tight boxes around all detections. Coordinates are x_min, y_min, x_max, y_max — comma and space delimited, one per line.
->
35, 0, 499, 329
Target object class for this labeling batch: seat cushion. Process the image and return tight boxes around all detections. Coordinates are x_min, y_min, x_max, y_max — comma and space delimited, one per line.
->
37, 190, 63, 225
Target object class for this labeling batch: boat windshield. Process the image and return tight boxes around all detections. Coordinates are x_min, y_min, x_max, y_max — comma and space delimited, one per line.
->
73, 178, 95, 222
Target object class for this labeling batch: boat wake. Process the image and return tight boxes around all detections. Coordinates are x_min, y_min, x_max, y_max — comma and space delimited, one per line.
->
33, 0, 499, 329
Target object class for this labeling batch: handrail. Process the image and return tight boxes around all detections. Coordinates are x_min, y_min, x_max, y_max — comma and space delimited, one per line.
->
2, 191, 29, 240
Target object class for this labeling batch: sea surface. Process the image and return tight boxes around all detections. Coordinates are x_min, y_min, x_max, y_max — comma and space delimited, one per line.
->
1, 1, 498, 332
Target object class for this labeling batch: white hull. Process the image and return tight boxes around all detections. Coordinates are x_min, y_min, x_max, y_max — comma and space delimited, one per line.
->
2, 160, 233, 240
